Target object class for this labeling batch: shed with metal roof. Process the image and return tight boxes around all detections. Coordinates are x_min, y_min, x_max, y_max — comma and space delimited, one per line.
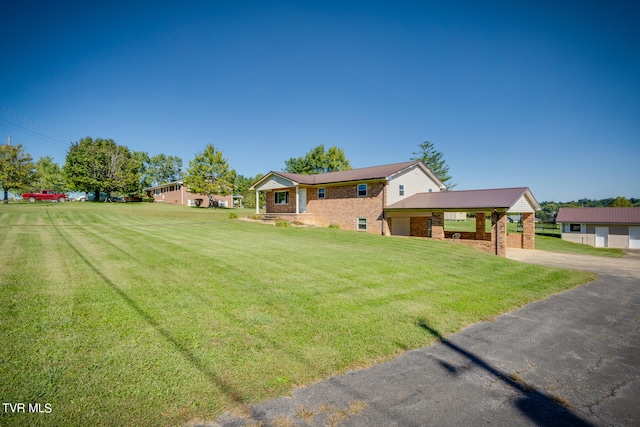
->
556, 207, 640, 248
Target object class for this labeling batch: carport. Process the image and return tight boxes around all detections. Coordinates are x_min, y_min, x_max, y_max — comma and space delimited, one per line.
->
385, 187, 540, 257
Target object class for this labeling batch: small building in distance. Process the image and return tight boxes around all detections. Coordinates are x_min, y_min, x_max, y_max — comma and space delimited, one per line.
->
556, 207, 640, 248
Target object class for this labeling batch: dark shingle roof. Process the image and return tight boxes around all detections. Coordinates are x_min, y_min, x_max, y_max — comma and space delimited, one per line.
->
555, 207, 640, 224
387, 187, 539, 211
255, 160, 444, 187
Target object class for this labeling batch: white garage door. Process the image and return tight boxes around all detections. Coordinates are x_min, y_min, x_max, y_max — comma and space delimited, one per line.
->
630, 226, 640, 249
393, 217, 411, 236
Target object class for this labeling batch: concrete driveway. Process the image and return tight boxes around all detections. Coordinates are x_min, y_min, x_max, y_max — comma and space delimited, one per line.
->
212, 250, 640, 427
506, 248, 640, 278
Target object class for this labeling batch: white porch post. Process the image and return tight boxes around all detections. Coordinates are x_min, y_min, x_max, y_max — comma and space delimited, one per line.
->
255, 190, 259, 214
295, 186, 300, 214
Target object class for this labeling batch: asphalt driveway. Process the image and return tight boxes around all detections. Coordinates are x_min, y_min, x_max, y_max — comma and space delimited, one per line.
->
212, 250, 640, 427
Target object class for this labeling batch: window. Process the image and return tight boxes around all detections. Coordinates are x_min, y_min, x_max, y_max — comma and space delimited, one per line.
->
274, 191, 289, 205
564, 223, 586, 233
357, 184, 368, 197
399, 185, 405, 196
357, 217, 367, 231
318, 188, 326, 199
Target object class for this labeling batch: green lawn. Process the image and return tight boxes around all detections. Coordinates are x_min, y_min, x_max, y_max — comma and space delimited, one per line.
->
1, 203, 595, 426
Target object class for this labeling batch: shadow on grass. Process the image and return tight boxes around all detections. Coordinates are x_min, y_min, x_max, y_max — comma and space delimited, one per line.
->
417, 319, 595, 427
46, 208, 246, 404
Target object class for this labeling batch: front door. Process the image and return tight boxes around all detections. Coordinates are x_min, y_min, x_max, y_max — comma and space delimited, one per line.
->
595, 226, 609, 247
299, 189, 306, 213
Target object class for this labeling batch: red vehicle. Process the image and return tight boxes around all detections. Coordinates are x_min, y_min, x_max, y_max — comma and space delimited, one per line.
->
22, 190, 68, 203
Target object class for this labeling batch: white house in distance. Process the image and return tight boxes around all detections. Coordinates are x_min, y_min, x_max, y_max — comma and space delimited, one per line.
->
556, 207, 640, 248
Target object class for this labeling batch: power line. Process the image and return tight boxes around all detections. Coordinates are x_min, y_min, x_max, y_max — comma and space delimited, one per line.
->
0, 118, 70, 145
0, 105, 73, 146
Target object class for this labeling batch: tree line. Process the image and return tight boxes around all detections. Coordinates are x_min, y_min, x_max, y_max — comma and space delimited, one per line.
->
10, 137, 632, 211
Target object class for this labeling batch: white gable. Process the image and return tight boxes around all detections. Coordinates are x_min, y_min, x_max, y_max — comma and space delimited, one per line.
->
507, 194, 536, 213
387, 164, 442, 206
253, 174, 296, 191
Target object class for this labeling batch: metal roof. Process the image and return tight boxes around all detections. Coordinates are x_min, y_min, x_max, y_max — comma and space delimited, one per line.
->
386, 187, 539, 211
555, 207, 640, 224
251, 160, 445, 189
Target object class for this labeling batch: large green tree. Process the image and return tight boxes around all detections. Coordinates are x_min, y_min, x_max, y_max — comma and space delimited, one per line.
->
148, 153, 183, 185
184, 144, 235, 206
284, 145, 351, 175
33, 156, 66, 193
411, 141, 455, 189
0, 142, 36, 203
64, 137, 140, 201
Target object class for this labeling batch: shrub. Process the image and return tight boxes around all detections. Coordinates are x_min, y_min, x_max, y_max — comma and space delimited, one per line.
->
142, 198, 154, 203
328, 223, 340, 229
275, 219, 291, 227
227, 212, 238, 220
248, 214, 262, 220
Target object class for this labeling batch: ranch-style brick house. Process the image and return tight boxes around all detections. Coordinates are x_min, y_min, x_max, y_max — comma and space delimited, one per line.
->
250, 160, 540, 256
144, 181, 233, 208
556, 207, 640, 249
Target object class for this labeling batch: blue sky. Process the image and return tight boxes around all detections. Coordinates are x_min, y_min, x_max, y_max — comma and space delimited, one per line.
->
1, 0, 638, 202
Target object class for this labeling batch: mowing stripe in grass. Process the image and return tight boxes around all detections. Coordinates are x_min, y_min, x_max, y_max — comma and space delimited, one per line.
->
45, 207, 249, 405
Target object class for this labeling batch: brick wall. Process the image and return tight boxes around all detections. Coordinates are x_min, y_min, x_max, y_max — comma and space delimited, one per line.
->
265, 189, 297, 214
447, 239, 495, 254
507, 233, 523, 248
411, 217, 429, 237
306, 182, 386, 233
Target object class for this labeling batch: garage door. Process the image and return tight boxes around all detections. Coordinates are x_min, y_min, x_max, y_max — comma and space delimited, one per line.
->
630, 226, 640, 249
393, 217, 410, 236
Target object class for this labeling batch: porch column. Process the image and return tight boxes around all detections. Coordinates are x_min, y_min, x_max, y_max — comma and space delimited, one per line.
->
491, 210, 507, 257
431, 211, 445, 240
476, 212, 486, 240
522, 212, 535, 249
255, 190, 259, 214
295, 186, 300, 214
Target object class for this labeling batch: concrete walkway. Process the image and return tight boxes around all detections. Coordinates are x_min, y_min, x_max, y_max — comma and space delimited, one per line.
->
211, 251, 640, 427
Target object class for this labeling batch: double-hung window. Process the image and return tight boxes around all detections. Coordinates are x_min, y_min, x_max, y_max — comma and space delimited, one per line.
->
274, 191, 289, 205
357, 184, 368, 197
399, 185, 405, 196
318, 188, 326, 199
357, 217, 367, 231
